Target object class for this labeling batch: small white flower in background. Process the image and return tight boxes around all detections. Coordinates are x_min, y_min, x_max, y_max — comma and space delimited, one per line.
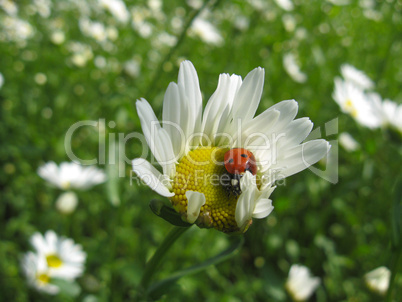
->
79, 18, 108, 43
0, 0, 18, 16
274, 0, 294, 11
282, 14, 297, 32
22, 231, 86, 294
68, 42, 94, 67
55, 191, 79, 214
34, 73, 47, 85
1, 16, 34, 44
283, 53, 307, 83
339, 132, 360, 152
21, 252, 60, 295
286, 264, 320, 301
332, 78, 381, 129
50, 30, 65, 45
364, 266, 391, 295
98, 0, 130, 23
189, 18, 223, 46
32, 0, 52, 18
30, 231, 86, 280
124, 59, 141, 78
340, 64, 374, 90
369, 93, 402, 133
38, 161, 107, 190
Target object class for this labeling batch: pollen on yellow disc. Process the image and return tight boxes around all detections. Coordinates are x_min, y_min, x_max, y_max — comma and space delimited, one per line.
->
46, 254, 63, 268
170, 147, 240, 233
37, 273, 50, 284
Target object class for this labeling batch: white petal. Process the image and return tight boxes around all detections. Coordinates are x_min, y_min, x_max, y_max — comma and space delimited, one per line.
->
132, 158, 174, 197
178, 61, 202, 145
236, 172, 258, 228
136, 98, 164, 163
231, 67, 265, 123
162, 82, 185, 158
30, 233, 48, 254
237, 109, 280, 147
155, 128, 176, 178
274, 139, 330, 179
185, 191, 206, 223
235, 186, 256, 229
252, 198, 274, 219
276, 117, 313, 149
267, 99, 299, 133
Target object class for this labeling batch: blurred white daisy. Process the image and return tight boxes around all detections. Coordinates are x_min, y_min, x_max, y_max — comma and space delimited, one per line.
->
369, 93, 402, 133
364, 266, 391, 295
189, 18, 223, 46
286, 264, 320, 301
332, 78, 381, 129
30, 230, 86, 280
1, 16, 34, 44
98, 0, 130, 23
0, 0, 18, 16
132, 60, 329, 233
38, 161, 107, 190
21, 252, 60, 295
339, 132, 360, 152
283, 53, 307, 83
55, 191, 79, 214
274, 0, 294, 11
340, 64, 374, 90
79, 18, 107, 42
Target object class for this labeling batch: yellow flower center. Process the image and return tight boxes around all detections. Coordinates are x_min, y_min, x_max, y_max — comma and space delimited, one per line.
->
37, 273, 50, 284
46, 254, 63, 268
61, 181, 71, 190
170, 147, 240, 233
345, 99, 358, 117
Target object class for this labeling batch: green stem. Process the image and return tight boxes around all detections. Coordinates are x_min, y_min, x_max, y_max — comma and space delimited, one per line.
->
140, 226, 190, 291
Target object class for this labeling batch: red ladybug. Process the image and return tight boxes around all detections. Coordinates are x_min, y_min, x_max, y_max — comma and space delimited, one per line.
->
222, 148, 257, 196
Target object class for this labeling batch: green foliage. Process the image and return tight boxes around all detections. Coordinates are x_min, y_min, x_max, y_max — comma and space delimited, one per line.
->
1, 0, 401, 301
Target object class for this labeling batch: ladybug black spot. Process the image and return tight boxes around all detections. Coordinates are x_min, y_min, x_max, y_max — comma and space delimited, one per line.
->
241, 154, 248, 158
228, 158, 234, 163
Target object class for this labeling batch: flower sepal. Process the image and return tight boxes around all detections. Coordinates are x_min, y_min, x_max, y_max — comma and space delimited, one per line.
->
149, 199, 192, 227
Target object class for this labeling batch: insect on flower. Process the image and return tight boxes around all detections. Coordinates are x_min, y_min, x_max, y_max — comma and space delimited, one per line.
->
222, 148, 257, 196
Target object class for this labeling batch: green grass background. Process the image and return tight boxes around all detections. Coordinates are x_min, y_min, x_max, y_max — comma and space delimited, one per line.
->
0, 0, 401, 301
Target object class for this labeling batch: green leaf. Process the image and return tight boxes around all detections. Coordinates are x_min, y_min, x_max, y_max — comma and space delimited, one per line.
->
149, 199, 192, 227
51, 279, 81, 298
147, 236, 244, 300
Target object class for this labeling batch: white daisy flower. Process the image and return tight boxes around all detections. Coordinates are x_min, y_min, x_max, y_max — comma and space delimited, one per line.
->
332, 78, 382, 129
364, 266, 391, 295
283, 53, 307, 83
132, 61, 330, 233
340, 64, 374, 90
21, 252, 60, 295
189, 18, 223, 46
369, 92, 402, 133
38, 161, 107, 190
286, 264, 320, 301
30, 230, 86, 280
